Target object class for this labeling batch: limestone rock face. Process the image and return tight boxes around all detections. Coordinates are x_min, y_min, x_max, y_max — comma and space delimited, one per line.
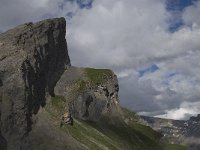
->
0, 18, 70, 149
54, 67, 121, 121
0, 17, 122, 150
72, 74, 120, 121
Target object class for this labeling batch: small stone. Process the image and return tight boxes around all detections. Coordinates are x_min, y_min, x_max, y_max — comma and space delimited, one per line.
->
61, 112, 73, 125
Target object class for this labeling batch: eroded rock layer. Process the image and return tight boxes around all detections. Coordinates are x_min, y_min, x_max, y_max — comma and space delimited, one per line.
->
54, 67, 121, 121
0, 17, 70, 149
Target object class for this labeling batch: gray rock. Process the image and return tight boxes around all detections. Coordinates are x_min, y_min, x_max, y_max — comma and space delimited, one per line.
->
0, 17, 122, 150
0, 17, 70, 149
55, 67, 122, 121
61, 112, 73, 126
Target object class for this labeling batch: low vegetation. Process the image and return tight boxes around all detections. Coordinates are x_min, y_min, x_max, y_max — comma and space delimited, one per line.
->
59, 116, 164, 150
84, 68, 113, 85
75, 79, 87, 92
44, 85, 188, 150
166, 144, 187, 150
121, 107, 137, 119
62, 119, 118, 150
45, 96, 163, 150
45, 95, 66, 117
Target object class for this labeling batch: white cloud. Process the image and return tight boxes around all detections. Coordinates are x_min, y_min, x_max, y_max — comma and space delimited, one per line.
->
0, 0, 51, 30
155, 101, 200, 120
183, 1, 200, 27
0, 0, 80, 31
66, 0, 200, 120
67, 0, 171, 68
1, 0, 200, 120
28, 0, 49, 8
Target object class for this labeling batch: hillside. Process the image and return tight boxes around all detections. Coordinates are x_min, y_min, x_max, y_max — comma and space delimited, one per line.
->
23, 73, 162, 150
141, 115, 200, 150
0, 17, 187, 150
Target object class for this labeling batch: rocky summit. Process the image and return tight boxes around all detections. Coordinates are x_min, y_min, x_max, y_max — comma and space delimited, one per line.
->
0, 18, 189, 150
0, 17, 70, 149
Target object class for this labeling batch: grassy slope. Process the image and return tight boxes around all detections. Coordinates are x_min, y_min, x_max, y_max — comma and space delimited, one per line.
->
166, 144, 188, 150
84, 68, 113, 85
43, 68, 188, 150
44, 96, 164, 150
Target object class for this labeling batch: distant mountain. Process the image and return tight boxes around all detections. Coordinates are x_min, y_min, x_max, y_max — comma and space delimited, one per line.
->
141, 114, 200, 150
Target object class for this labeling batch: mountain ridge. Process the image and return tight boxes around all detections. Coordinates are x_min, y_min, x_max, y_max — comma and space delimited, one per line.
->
0, 17, 70, 149
0, 17, 188, 150
141, 114, 200, 150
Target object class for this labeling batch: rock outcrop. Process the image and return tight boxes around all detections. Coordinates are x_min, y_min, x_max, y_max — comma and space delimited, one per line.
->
54, 67, 121, 122
0, 17, 122, 150
0, 17, 176, 150
190, 114, 200, 122
0, 17, 70, 149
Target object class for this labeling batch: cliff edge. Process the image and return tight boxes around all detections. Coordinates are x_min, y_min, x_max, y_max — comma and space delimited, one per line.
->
0, 17, 122, 150
55, 67, 121, 121
0, 17, 70, 149
0, 18, 171, 150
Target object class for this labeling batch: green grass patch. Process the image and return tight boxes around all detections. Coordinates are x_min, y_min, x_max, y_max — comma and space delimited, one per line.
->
86, 117, 163, 150
121, 107, 137, 118
84, 68, 113, 85
61, 119, 118, 150
132, 123, 162, 142
51, 95, 66, 108
45, 95, 66, 117
166, 144, 187, 150
75, 79, 87, 92
46, 97, 118, 149
45, 98, 167, 150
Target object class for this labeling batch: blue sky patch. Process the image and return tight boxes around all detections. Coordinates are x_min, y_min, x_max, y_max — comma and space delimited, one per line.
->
66, 12, 74, 19
59, 0, 93, 10
166, 0, 197, 11
166, 72, 176, 78
166, 0, 197, 32
138, 64, 159, 77
168, 17, 184, 32
76, 0, 93, 9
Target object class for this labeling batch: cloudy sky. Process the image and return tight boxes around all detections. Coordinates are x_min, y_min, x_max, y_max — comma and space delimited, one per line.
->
1, 0, 200, 120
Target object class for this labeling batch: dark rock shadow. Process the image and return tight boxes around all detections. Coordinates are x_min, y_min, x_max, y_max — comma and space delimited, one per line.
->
0, 134, 7, 150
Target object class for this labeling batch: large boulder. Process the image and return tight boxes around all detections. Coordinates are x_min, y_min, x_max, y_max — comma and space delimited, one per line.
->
55, 67, 122, 121
0, 17, 70, 149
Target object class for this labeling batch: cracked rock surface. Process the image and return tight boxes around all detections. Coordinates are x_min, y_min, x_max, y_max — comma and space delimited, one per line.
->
0, 17, 70, 149
55, 67, 121, 121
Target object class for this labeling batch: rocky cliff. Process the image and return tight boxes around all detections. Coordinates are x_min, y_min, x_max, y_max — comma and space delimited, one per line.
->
0, 17, 70, 150
54, 67, 121, 121
0, 17, 123, 150
0, 17, 174, 150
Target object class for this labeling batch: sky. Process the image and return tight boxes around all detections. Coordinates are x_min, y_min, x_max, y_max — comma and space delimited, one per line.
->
1, 0, 200, 120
